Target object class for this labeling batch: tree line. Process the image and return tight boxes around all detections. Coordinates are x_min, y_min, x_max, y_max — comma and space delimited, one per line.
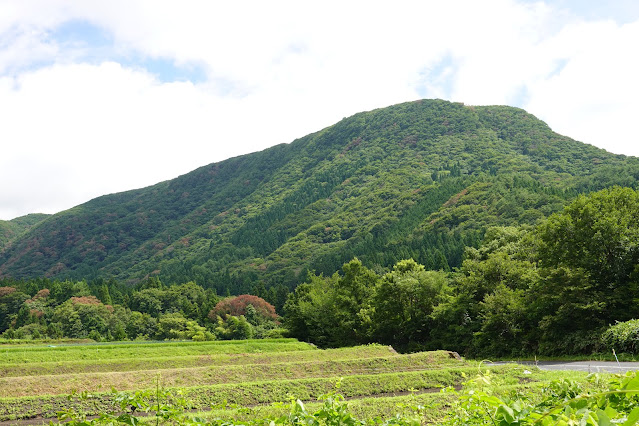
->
0, 277, 284, 342
284, 186, 639, 356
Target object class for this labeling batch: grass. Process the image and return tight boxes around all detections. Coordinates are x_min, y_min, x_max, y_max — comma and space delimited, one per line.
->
0, 338, 312, 364
0, 351, 462, 397
200, 391, 457, 424
0, 338, 94, 345
0, 344, 395, 378
0, 364, 525, 420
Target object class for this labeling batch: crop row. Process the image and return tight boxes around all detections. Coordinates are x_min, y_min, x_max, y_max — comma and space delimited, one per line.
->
0, 344, 399, 378
0, 365, 529, 420
0, 338, 311, 365
0, 351, 461, 398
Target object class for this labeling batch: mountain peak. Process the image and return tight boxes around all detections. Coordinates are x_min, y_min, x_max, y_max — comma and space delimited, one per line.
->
1, 99, 637, 292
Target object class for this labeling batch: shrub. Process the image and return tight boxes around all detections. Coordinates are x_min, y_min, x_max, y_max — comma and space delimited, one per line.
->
215, 314, 254, 340
602, 319, 639, 353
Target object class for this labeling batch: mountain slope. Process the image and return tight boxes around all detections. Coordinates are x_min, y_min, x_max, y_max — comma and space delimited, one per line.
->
0, 213, 49, 251
1, 100, 638, 291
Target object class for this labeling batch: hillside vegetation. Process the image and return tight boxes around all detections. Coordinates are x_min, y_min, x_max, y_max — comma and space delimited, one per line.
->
2, 100, 639, 293
0, 213, 49, 250
284, 186, 639, 356
1, 187, 637, 356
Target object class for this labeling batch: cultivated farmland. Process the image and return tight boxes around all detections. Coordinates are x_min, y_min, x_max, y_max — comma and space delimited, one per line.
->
0, 339, 583, 424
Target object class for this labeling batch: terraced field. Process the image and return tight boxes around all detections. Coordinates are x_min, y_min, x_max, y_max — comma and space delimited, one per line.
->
0, 339, 579, 424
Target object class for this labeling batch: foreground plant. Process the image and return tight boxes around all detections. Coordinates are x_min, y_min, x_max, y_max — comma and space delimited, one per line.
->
55, 380, 424, 426
441, 368, 639, 425
55, 368, 639, 425
56, 381, 197, 426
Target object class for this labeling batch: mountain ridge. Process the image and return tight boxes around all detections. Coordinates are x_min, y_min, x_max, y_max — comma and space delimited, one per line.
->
2, 99, 638, 292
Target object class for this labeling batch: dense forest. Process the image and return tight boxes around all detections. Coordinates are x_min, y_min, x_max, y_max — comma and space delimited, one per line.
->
2, 99, 639, 356
0, 214, 48, 251
284, 187, 639, 356
0, 277, 285, 342
2, 100, 639, 293
2, 187, 638, 357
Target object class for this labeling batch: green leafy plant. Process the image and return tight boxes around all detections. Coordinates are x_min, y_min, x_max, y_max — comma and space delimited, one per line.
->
441, 368, 639, 425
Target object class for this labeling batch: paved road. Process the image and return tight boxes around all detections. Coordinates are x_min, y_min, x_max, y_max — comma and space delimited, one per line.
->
491, 360, 639, 373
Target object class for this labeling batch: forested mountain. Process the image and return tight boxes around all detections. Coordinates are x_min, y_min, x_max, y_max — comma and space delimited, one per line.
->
0, 214, 49, 251
2, 99, 639, 294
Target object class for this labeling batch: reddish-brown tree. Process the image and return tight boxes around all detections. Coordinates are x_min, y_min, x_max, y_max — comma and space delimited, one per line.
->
0, 287, 16, 298
209, 294, 278, 321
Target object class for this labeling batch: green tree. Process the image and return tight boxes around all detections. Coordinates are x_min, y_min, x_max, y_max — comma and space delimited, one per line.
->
130, 288, 164, 317
538, 187, 639, 291
126, 311, 158, 340
429, 227, 538, 355
536, 187, 639, 347
283, 273, 338, 347
371, 259, 449, 350
332, 258, 378, 345
533, 266, 605, 354
51, 296, 115, 340
475, 284, 530, 356
0, 289, 29, 331
215, 314, 254, 340
156, 312, 189, 340
284, 259, 379, 347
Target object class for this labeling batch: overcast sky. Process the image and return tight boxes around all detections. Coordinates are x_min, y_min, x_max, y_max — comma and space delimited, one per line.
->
1, 0, 638, 220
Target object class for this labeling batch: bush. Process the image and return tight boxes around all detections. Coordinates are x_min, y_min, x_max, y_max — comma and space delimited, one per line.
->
602, 319, 639, 353
215, 314, 254, 340
3, 323, 48, 339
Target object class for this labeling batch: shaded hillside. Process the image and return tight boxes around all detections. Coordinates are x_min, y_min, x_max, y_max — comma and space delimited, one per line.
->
1, 100, 638, 292
0, 214, 49, 251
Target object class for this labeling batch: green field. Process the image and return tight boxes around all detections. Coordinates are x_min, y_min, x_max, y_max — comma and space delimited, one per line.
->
0, 339, 611, 424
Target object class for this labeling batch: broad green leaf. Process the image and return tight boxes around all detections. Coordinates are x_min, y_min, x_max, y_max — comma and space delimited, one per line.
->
623, 407, 639, 426
496, 404, 515, 423
625, 375, 639, 391
595, 409, 613, 426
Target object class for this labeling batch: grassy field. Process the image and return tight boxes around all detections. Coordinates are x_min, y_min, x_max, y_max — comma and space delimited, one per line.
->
0, 339, 595, 424
0, 338, 312, 364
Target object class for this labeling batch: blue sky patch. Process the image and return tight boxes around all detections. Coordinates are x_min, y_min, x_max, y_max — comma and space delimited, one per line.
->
130, 56, 208, 84
52, 19, 112, 48
547, 58, 569, 79
508, 85, 530, 107
416, 53, 457, 99
49, 20, 208, 83
520, 0, 639, 24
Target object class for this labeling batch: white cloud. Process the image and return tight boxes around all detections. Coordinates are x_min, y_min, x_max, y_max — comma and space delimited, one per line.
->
0, 0, 638, 219
0, 63, 223, 218
524, 19, 639, 157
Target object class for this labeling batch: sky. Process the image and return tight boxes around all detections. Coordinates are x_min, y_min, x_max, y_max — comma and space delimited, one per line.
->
1, 0, 639, 220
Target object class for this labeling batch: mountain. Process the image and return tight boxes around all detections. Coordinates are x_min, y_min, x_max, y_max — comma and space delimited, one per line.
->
1, 99, 638, 293
0, 214, 49, 251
